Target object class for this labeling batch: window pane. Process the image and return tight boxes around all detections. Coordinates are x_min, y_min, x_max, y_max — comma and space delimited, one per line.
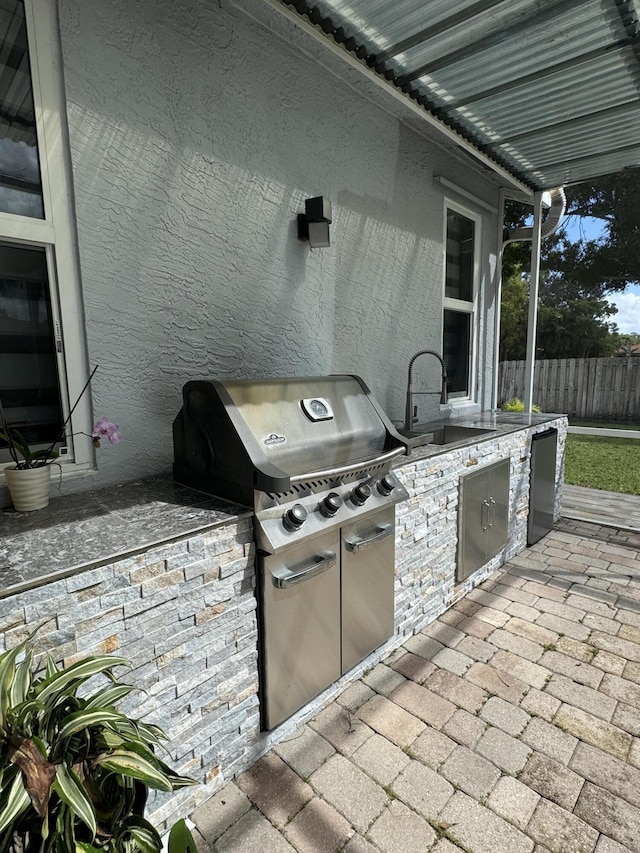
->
0, 0, 44, 218
0, 244, 62, 462
443, 309, 470, 396
445, 210, 474, 301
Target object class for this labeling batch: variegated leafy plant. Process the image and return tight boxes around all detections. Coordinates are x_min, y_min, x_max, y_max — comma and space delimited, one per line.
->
0, 640, 197, 852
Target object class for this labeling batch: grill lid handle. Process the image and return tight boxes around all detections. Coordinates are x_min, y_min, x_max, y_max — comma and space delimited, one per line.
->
289, 446, 405, 484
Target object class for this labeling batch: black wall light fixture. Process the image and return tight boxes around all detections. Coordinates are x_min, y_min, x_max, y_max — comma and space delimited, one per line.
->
297, 196, 332, 248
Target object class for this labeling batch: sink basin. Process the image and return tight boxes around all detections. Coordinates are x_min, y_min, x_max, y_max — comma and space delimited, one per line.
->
430, 425, 495, 445
398, 423, 495, 449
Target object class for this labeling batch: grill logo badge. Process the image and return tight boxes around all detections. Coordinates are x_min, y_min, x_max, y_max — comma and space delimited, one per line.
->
263, 433, 286, 446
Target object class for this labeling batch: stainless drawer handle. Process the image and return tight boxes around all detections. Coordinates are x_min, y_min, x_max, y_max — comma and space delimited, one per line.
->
344, 523, 392, 553
488, 497, 496, 528
272, 551, 336, 589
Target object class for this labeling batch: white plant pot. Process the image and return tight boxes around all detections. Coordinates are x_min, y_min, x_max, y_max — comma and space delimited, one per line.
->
4, 465, 52, 511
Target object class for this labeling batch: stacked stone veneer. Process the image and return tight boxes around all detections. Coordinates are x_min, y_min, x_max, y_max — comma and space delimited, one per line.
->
0, 419, 566, 828
0, 517, 262, 829
393, 418, 567, 644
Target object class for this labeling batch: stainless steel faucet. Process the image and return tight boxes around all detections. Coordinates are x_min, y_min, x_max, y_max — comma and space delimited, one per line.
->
404, 350, 448, 430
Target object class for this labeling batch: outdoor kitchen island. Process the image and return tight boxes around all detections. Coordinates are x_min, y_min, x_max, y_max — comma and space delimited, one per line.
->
0, 412, 567, 828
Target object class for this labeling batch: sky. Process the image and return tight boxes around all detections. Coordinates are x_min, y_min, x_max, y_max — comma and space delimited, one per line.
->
562, 215, 640, 335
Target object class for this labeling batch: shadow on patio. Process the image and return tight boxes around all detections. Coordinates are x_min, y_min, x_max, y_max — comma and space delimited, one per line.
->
190, 514, 640, 853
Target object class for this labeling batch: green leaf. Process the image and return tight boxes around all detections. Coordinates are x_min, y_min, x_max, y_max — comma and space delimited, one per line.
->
52, 762, 96, 838
136, 722, 167, 745
30, 449, 58, 462
10, 646, 34, 706
45, 653, 59, 679
115, 742, 195, 790
122, 815, 162, 853
58, 708, 127, 742
168, 818, 198, 853
36, 655, 129, 703
0, 429, 30, 461
11, 428, 31, 451
75, 843, 103, 853
14, 697, 46, 731
94, 751, 173, 792
0, 641, 26, 732
84, 683, 134, 710
96, 729, 126, 750
0, 769, 31, 836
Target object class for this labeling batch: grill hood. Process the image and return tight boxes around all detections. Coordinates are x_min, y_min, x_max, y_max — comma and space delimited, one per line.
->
173, 375, 408, 505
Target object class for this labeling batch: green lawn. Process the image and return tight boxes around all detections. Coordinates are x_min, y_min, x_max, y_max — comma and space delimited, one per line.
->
565, 433, 640, 495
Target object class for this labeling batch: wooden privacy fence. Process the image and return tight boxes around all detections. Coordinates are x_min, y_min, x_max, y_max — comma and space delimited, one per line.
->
498, 358, 640, 421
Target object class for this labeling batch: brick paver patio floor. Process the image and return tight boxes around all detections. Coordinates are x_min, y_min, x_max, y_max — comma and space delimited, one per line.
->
190, 518, 640, 853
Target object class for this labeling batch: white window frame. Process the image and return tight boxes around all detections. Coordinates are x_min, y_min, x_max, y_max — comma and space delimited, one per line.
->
442, 199, 481, 405
0, 0, 92, 475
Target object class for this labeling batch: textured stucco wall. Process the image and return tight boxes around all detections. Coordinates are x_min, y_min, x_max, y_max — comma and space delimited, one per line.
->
58, 0, 501, 489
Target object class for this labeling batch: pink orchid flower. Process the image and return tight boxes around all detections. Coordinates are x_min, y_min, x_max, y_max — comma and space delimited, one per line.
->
92, 417, 122, 447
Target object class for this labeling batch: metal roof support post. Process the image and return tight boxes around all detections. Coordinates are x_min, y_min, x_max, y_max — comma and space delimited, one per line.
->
492, 187, 506, 410
523, 191, 544, 413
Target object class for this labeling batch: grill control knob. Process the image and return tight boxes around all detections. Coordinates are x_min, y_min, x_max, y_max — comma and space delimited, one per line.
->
283, 504, 308, 531
377, 474, 397, 496
320, 492, 343, 517
351, 483, 372, 506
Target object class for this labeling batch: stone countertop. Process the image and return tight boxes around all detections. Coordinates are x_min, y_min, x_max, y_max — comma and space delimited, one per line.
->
0, 413, 567, 600
393, 411, 566, 467
0, 474, 249, 599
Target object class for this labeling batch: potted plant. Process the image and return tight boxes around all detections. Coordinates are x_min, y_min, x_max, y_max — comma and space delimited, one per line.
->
0, 638, 197, 852
0, 366, 120, 512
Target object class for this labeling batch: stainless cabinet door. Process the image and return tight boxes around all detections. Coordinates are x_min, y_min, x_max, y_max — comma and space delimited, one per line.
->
260, 532, 341, 730
458, 458, 511, 581
341, 507, 395, 674
487, 458, 510, 560
457, 467, 489, 582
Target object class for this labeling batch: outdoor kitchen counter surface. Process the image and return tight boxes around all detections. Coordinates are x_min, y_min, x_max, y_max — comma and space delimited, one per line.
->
0, 474, 249, 599
0, 413, 564, 600
392, 411, 565, 467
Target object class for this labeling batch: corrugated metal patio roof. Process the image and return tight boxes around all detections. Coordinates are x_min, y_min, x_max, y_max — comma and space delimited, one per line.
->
277, 0, 640, 190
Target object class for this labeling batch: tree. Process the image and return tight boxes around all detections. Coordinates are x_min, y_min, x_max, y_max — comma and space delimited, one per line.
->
500, 169, 640, 360
564, 170, 640, 291
616, 333, 640, 356
500, 267, 527, 361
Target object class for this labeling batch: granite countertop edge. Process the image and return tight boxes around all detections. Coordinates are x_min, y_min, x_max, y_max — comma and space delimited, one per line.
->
0, 473, 250, 601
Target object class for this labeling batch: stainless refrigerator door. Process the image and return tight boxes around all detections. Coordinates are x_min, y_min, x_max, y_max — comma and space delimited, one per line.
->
341, 507, 395, 674
260, 533, 341, 730
528, 428, 558, 545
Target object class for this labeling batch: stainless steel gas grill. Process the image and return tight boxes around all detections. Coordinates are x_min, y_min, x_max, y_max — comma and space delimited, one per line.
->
173, 375, 409, 729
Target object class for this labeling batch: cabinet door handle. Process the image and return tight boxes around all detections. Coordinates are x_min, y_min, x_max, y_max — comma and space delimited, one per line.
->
488, 497, 496, 528
344, 523, 392, 553
271, 551, 336, 588
482, 499, 490, 531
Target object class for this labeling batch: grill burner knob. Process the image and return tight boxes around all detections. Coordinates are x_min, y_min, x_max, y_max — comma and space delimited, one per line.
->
377, 474, 397, 496
283, 504, 308, 531
351, 483, 372, 506
320, 492, 343, 517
